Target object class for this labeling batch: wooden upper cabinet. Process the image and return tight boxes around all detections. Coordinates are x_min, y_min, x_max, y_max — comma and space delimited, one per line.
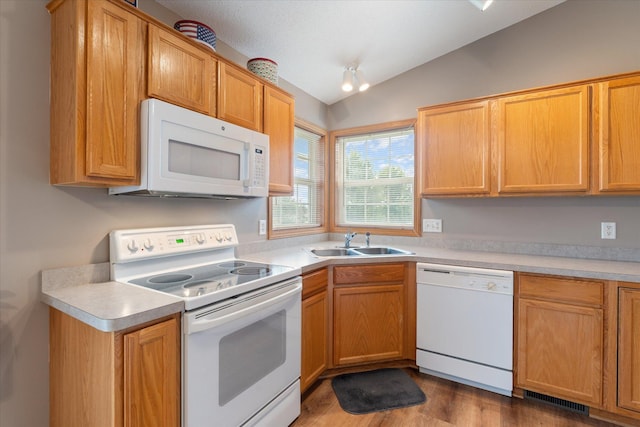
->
618, 288, 640, 414
419, 100, 491, 196
497, 85, 590, 194
147, 24, 217, 116
595, 75, 640, 194
218, 61, 263, 131
264, 86, 295, 195
48, 0, 145, 186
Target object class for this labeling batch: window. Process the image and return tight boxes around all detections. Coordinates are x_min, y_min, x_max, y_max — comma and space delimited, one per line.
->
269, 120, 327, 238
331, 120, 419, 236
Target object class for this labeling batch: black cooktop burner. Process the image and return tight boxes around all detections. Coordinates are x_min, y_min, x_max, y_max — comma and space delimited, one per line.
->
231, 267, 271, 276
148, 273, 193, 284
218, 261, 247, 268
128, 259, 292, 299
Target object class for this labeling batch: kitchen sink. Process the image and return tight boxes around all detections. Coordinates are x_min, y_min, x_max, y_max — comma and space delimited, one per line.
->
351, 247, 413, 255
310, 248, 359, 257
310, 246, 414, 257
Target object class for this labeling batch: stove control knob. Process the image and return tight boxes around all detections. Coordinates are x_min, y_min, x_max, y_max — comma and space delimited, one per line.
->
487, 282, 497, 291
224, 232, 233, 241
143, 239, 154, 251
127, 239, 139, 253
195, 234, 206, 244
215, 233, 223, 243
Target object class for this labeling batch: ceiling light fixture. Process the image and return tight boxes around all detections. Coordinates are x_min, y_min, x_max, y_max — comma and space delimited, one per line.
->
341, 68, 354, 92
342, 66, 369, 93
355, 69, 370, 91
469, 0, 494, 11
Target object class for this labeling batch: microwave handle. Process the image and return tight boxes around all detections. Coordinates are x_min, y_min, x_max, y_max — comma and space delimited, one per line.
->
243, 142, 251, 188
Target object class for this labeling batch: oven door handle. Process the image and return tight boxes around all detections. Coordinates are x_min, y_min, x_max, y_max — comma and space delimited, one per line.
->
185, 282, 301, 334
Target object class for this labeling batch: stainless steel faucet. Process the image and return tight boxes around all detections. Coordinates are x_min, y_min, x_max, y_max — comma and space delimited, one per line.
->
365, 231, 371, 247
344, 231, 357, 248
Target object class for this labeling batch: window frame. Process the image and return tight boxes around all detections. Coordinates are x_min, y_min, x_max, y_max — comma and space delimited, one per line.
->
268, 118, 329, 239
329, 119, 420, 237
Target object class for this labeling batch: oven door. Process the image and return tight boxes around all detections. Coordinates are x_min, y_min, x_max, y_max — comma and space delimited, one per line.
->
183, 277, 301, 427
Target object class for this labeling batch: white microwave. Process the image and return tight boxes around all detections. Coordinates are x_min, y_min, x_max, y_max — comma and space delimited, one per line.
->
109, 99, 269, 198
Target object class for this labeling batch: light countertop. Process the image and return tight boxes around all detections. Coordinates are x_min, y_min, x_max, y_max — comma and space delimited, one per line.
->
41, 263, 183, 332
244, 241, 640, 283
41, 243, 640, 332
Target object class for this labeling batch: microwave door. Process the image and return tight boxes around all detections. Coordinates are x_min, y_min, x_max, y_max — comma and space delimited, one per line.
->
150, 121, 251, 196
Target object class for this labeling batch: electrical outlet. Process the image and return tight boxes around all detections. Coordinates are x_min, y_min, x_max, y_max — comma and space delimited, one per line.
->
259, 220, 267, 235
601, 222, 616, 239
423, 219, 442, 233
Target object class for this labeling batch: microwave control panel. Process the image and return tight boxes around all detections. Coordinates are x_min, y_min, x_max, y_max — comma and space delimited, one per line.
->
253, 146, 267, 188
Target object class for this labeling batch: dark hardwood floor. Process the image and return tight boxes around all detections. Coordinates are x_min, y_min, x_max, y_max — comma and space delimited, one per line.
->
292, 369, 624, 427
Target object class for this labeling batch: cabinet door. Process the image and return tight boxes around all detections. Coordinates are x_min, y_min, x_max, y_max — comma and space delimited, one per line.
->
497, 85, 590, 194
85, 0, 145, 181
218, 61, 263, 131
419, 100, 491, 196
517, 298, 603, 406
124, 317, 179, 427
619, 288, 640, 413
334, 284, 404, 366
264, 86, 295, 195
596, 75, 640, 193
301, 290, 328, 392
148, 24, 216, 115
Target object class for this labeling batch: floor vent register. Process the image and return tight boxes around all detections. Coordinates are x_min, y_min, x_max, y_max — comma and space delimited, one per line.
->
524, 390, 589, 416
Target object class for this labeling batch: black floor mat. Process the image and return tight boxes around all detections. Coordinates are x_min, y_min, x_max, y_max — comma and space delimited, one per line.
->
331, 368, 427, 415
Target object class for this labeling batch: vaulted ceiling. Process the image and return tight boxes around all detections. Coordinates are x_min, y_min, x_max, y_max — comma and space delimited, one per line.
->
157, 0, 566, 105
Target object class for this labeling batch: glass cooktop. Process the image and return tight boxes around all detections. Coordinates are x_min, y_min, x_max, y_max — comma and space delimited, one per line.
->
128, 260, 293, 299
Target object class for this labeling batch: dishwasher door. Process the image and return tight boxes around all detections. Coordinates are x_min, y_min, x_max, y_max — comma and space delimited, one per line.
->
416, 263, 514, 396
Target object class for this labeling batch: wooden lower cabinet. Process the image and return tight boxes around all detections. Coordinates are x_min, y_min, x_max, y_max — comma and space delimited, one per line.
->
332, 263, 407, 366
618, 287, 640, 413
334, 284, 404, 365
50, 309, 180, 427
301, 268, 329, 392
516, 274, 604, 406
123, 319, 179, 427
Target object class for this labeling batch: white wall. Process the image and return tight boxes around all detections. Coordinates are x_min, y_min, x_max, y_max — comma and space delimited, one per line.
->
329, 0, 640, 253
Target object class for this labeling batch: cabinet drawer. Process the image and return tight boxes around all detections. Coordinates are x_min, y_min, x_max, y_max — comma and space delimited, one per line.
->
519, 274, 604, 307
334, 263, 405, 285
302, 268, 328, 299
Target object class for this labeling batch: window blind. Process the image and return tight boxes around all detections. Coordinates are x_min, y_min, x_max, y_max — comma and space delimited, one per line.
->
335, 127, 414, 228
272, 127, 325, 230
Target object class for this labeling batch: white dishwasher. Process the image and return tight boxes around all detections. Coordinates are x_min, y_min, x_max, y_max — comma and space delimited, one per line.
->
416, 263, 514, 396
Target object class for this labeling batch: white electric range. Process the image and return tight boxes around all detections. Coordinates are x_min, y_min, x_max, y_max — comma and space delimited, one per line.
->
110, 224, 302, 427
